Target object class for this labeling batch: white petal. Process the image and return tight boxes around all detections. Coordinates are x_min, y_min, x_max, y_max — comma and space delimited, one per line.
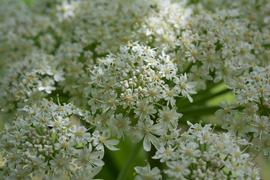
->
143, 136, 151, 152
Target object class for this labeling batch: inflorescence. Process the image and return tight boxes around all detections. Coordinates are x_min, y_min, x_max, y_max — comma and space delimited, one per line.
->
1, 0, 269, 179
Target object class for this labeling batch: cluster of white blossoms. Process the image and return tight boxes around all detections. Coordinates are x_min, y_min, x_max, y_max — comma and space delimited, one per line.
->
0, 0, 269, 179
216, 65, 270, 156
0, 51, 63, 114
88, 42, 195, 147
231, 65, 270, 105
0, 100, 119, 179
135, 123, 259, 179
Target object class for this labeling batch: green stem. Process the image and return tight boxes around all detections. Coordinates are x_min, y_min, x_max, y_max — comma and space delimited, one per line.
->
178, 88, 230, 108
179, 106, 224, 130
189, 88, 230, 106
116, 141, 142, 180
183, 62, 193, 73
96, 149, 120, 179
148, 146, 163, 171
180, 106, 220, 116
176, 82, 222, 108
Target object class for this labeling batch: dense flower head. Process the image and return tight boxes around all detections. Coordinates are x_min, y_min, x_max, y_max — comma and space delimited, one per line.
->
231, 66, 270, 105
0, 51, 63, 114
0, 0, 55, 70
136, 123, 260, 180
0, 100, 111, 179
88, 42, 196, 110
216, 65, 270, 156
52, 0, 153, 56
88, 43, 195, 151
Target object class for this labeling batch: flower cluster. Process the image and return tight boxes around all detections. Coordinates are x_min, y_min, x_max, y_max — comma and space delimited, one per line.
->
0, 100, 119, 179
0, 0, 269, 179
0, 0, 54, 68
135, 123, 260, 179
231, 66, 270, 105
0, 51, 63, 114
88, 42, 195, 151
216, 65, 270, 156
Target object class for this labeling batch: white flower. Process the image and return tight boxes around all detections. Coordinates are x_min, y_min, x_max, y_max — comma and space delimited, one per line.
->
162, 85, 180, 106
135, 119, 164, 151
92, 130, 119, 151
134, 164, 162, 180
75, 148, 104, 168
108, 113, 131, 138
69, 126, 91, 144
158, 106, 182, 129
165, 161, 191, 179
174, 74, 196, 102
134, 100, 157, 120
57, 1, 78, 21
